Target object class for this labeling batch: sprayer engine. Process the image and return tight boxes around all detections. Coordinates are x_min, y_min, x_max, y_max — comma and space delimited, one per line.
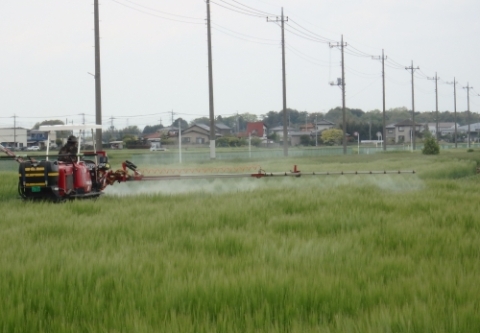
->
17, 153, 114, 201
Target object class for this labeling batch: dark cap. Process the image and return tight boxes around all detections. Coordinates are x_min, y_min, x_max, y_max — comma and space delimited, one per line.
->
67, 135, 78, 143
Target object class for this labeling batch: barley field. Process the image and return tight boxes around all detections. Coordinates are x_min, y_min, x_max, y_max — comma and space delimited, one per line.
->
1, 150, 479, 332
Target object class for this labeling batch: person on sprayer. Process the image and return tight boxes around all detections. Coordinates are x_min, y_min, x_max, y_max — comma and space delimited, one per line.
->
58, 135, 78, 162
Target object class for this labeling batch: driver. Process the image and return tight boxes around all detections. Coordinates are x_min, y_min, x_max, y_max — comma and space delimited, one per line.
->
58, 135, 78, 162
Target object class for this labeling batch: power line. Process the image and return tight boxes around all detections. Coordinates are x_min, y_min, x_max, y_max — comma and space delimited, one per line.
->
111, 0, 205, 24
285, 45, 333, 67
211, 23, 278, 45
210, 0, 266, 17
219, 0, 276, 16
287, 19, 335, 43
121, 0, 204, 20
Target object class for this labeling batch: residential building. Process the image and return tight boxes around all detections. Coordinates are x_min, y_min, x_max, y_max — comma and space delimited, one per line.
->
181, 123, 221, 144
386, 123, 396, 143
315, 119, 335, 132
425, 122, 459, 137
244, 122, 267, 139
0, 127, 28, 149
394, 119, 423, 143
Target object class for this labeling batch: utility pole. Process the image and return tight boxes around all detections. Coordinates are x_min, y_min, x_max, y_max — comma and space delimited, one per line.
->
80, 113, 86, 142
268, 8, 289, 157
446, 79, 458, 148
315, 114, 318, 147
206, 0, 216, 159
94, 0, 103, 150
236, 111, 239, 134
179, 118, 182, 164
109, 117, 115, 131
463, 83, 473, 148
372, 50, 387, 151
329, 35, 348, 154
405, 61, 419, 151
382, 50, 386, 151
427, 72, 440, 141
13, 115, 17, 149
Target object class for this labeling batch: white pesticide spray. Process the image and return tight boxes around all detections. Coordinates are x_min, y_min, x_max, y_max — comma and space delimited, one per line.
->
104, 174, 423, 197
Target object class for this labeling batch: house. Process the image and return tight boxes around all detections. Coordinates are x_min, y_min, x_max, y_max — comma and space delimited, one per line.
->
269, 126, 294, 136
299, 123, 315, 132
215, 122, 232, 136
181, 123, 221, 144
458, 123, 480, 142
29, 129, 57, 148
315, 119, 335, 132
394, 119, 423, 143
425, 122, 459, 137
109, 141, 124, 149
289, 131, 313, 146
245, 122, 267, 138
385, 123, 396, 143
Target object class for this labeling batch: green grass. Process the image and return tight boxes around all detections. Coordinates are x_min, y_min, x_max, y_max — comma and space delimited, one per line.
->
1, 151, 480, 332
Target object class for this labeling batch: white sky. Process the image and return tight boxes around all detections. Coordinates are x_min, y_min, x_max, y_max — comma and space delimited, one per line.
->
1, 0, 479, 130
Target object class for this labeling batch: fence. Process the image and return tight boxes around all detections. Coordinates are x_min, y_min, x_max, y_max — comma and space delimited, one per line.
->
0, 143, 474, 171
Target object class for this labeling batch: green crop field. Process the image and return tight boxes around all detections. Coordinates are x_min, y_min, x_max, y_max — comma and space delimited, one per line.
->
1, 150, 480, 332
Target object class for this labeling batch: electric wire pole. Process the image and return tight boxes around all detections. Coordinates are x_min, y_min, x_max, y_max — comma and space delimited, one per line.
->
267, 8, 288, 157
463, 83, 473, 148
372, 49, 387, 151
206, 0, 216, 159
12, 115, 17, 149
94, 0, 103, 150
329, 35, 348, 154
405, 61, 419, 151
427, 72, 440, 141
446, 79, 458, 148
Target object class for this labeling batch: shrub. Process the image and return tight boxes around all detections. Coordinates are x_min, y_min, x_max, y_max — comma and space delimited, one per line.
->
422, 132, 440, 155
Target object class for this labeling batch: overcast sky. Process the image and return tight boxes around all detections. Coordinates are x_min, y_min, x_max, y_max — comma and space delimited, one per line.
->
1, 0, 479, 130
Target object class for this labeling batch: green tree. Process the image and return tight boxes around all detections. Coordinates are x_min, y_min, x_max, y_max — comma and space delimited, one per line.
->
422, 131, 440, 155
250, 137, 262, 147
267, 132, 279, 143
299, 135, 313, 146
172, 118, 189, 129
143, 124, 164, 134
33, 119, 64, 129
190, 117, 210, 126
321, 129, 343, 145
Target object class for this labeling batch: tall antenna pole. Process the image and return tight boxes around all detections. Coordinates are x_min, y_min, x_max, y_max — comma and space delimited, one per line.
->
329, 36, 348, 154
428, 72, 440, 141
94, 0, 103, 150
463, 83, 473, 148
206, 0, 216, 159
405, 61, 419, 150
268, 8, 289, 157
